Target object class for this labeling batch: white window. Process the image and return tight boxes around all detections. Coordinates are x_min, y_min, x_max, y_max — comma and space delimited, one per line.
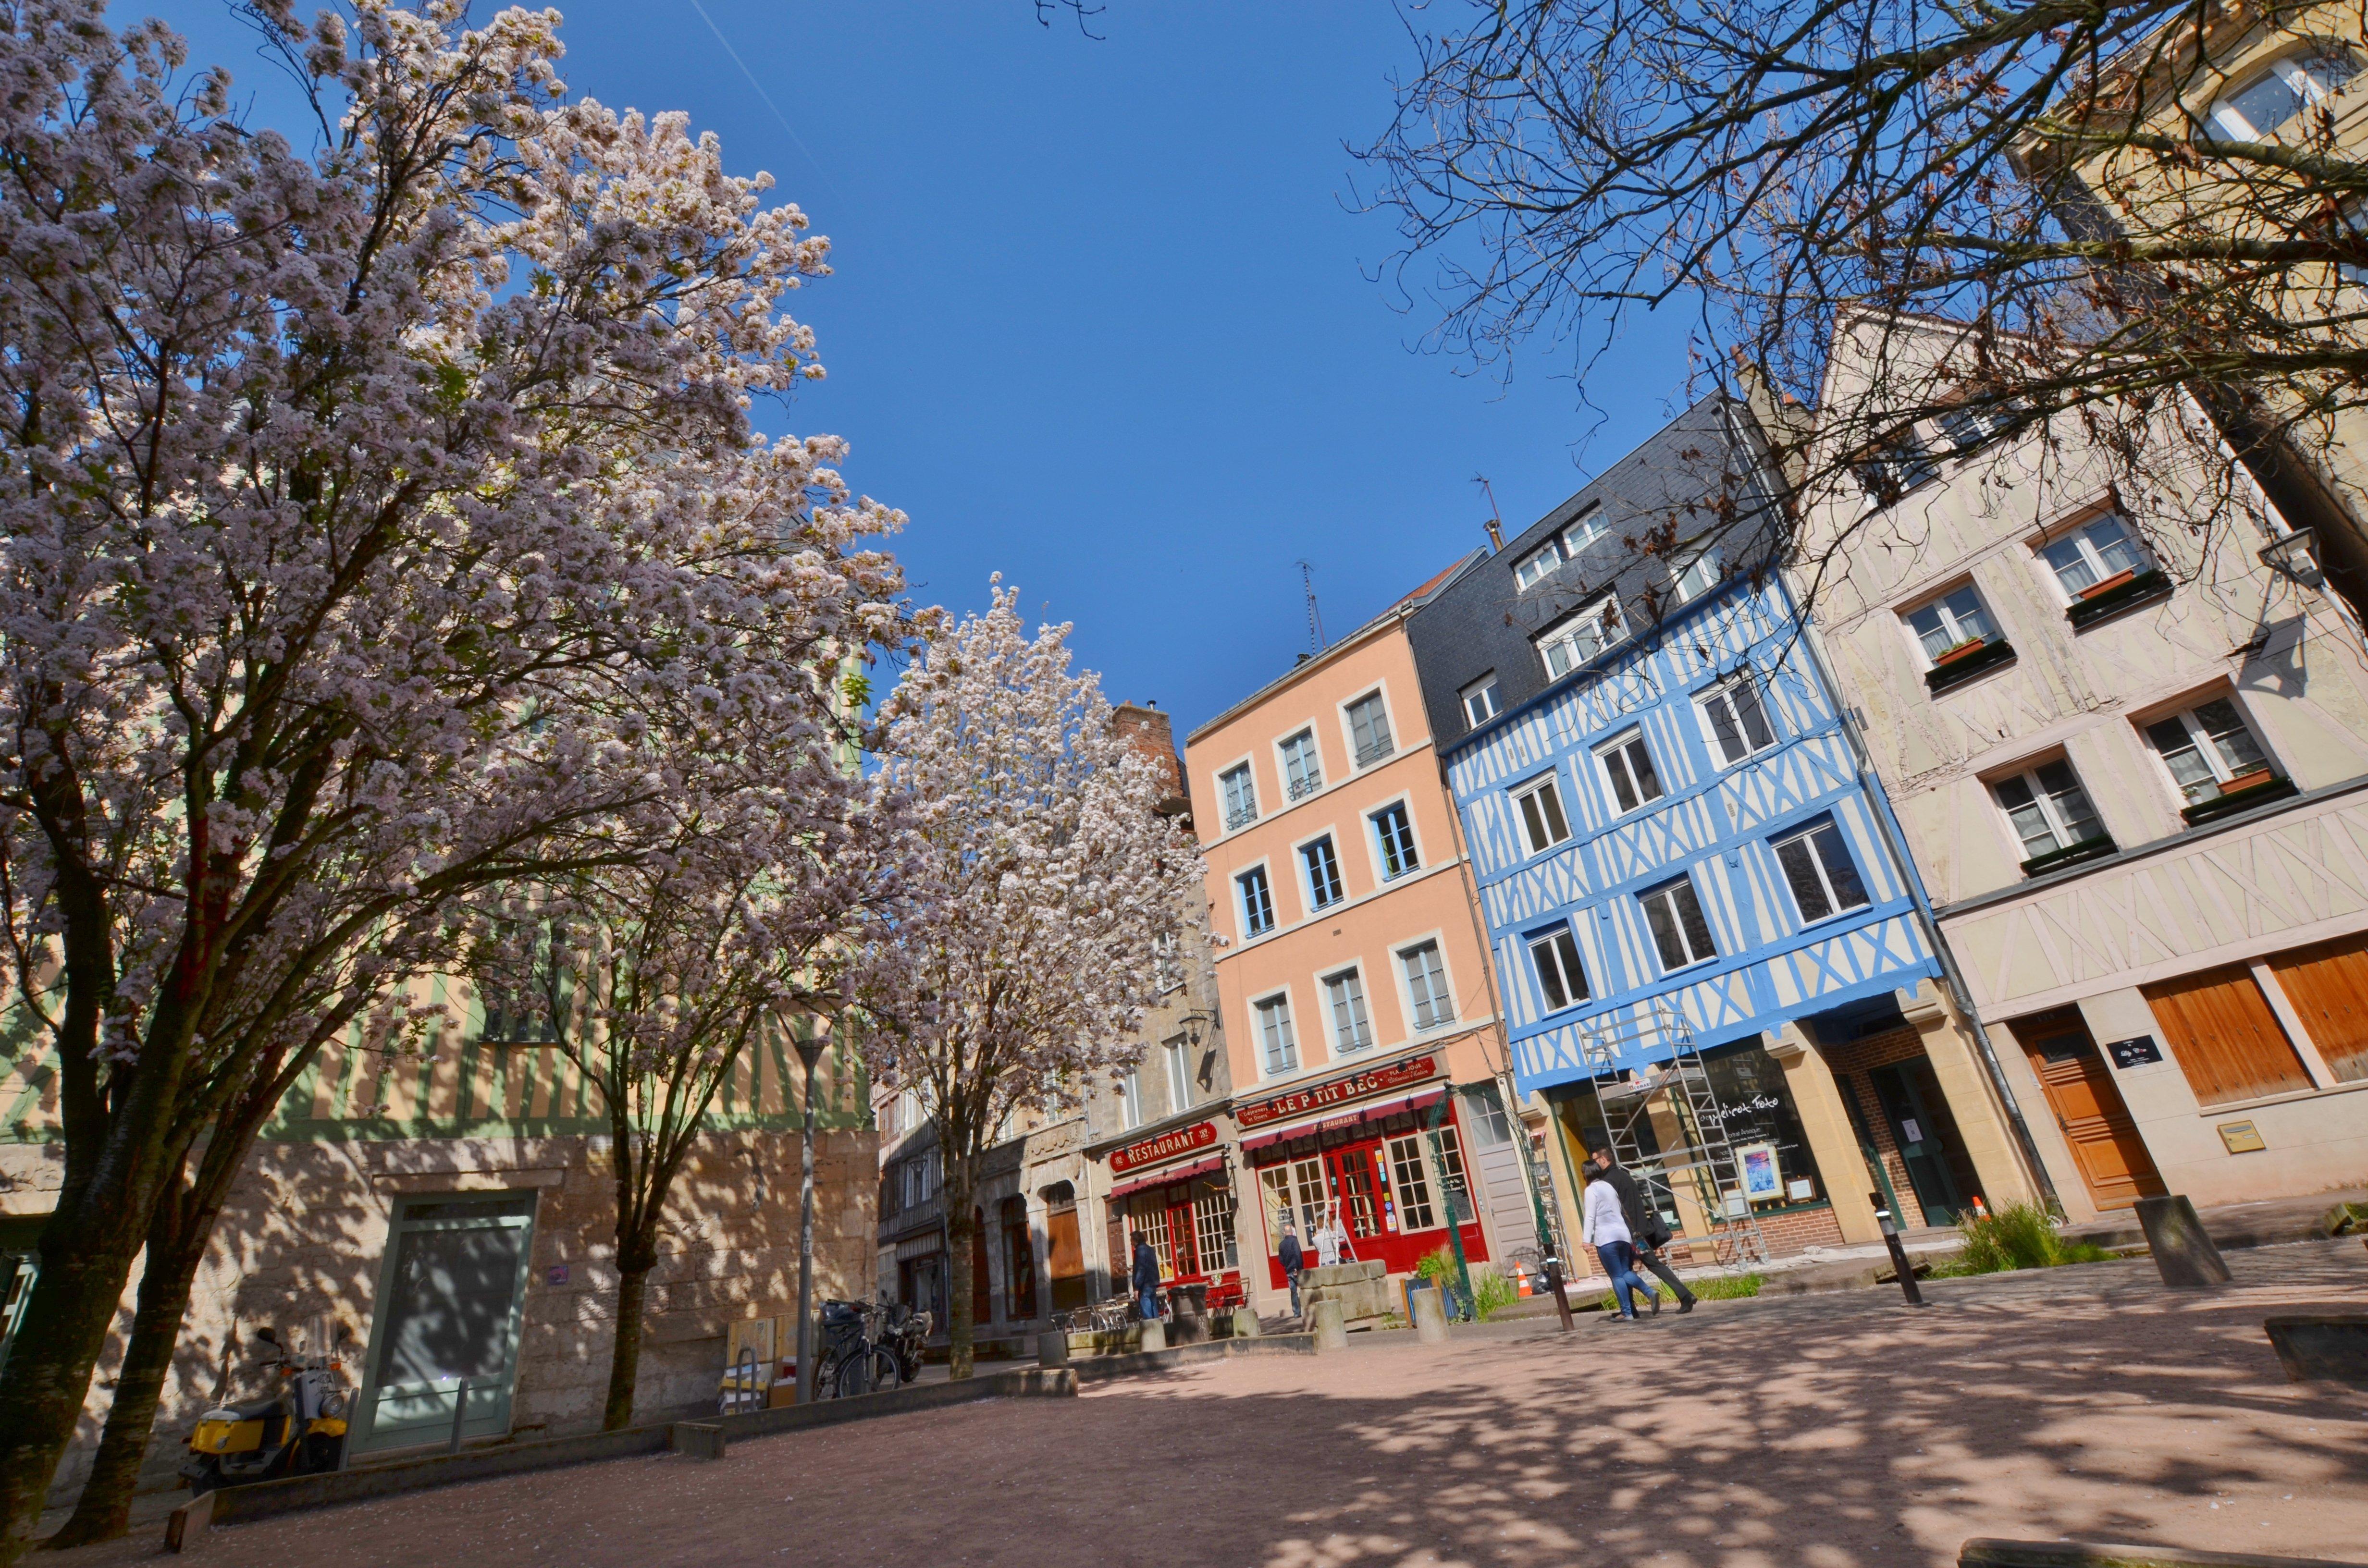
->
1163, 1038, 1192, 1109
1673, 551, 1718, 603
1461, 1085, 1515, 1147
1935, 402, 2018, 453
1697, 674, 1777, 764
1511, 774, 1573, 855
1772, 819, 1872, 923
1118, 1068, 1143, 1130
1399, 941, 1455, 1031
1904, 585, 1997, 665
1370, 801, 1419, 881
1219, 763, 1257, 831
1300, 835, 1344, 910
1460, 675, 1501, 729
1237, 865, 1275, 937
2040, 513, 2149, 599
2208, 49, 2360, 140
1387, 1135, 1437, 1230
2143, 697, 2274, 808
1528, 924, 1589, 1013
1346, 691, 1394, 768
1537, 596, 1621, 679
1597, 731, 1664, 813
1564, 506, 1607, 552
1640, 875, 1718, 971
1857, 433, 1938, 502
1279, 729, 1322, 800
1993, 758, 2109, 862
1192, 1187, 1238, 1273
1513, 538, 1564, 591
1255, 994, 1298, 1076
1323, 968, 1373, 1054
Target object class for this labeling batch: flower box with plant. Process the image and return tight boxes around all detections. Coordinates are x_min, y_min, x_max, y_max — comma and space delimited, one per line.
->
1924, 636, 2016, 692
2019, 833, 2117, 878
2065, 568, 2172, 629
2181, 772, 2298, 825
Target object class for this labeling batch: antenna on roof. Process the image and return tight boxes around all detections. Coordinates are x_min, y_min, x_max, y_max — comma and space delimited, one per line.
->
1474, 475, 1505, 551
1296, 560, 1327, 654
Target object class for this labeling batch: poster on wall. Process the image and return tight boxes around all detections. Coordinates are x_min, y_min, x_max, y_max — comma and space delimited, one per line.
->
1737, 1142, 1782, 1202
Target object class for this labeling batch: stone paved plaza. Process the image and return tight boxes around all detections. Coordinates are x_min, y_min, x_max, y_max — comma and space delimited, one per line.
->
59, 1240, 2368, 1568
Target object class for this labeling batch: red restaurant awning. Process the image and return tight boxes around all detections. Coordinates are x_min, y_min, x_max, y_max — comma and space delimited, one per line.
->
1109, 1152, 1223, 1200
1240, 1087, 1452, 1154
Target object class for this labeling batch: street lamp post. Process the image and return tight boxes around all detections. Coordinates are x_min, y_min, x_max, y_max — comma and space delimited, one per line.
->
794, 1029, 829, 1403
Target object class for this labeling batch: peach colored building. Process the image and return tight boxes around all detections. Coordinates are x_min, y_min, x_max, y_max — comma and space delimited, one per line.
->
1185, 561, 1562, 1315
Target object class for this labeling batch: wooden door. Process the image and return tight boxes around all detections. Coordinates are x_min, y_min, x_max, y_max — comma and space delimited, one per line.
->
2142, 964, 2315, 1104
2007, 1009, 2165, 1211
2267, 936, 2368, 1083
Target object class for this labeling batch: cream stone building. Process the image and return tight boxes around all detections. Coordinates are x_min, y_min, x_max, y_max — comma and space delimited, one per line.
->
1, 1001, 875, 1507
1798, 313, 2368, 1219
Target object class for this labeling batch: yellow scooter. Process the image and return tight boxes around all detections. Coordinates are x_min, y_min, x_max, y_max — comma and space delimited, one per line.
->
182, 1320, 351, 1492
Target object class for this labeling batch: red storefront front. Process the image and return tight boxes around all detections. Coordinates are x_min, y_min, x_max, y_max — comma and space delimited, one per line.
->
1100, 1119, 1246, 1311
1237, 1053, 1491, 1289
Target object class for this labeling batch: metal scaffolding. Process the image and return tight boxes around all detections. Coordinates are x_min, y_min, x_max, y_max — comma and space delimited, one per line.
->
1583, 1008, 1770, 1272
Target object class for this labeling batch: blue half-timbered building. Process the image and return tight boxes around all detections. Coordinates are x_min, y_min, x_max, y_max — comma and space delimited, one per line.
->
1408, 398, 2029, 1257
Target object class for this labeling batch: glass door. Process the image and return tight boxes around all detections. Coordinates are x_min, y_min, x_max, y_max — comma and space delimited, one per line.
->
354, 1195, 537, 1455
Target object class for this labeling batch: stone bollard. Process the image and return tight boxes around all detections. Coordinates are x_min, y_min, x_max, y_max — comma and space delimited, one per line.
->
1309, 1298, 1348, 1351
1037, 1327, 1070, 1367
1410, 1283, 1451, 1345
2135, 1194, 2232, 1288
670, 1422, 727, 1460
2263, 1315, 2368, 1387
1231, 1306, 1261, 1338
164, 1490, 214, 1553
1138, 1315, 1166, 1353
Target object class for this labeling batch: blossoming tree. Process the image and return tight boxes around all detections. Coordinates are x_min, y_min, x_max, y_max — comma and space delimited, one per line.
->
0, 1, 917, 1552
869, 585, 1203, 1378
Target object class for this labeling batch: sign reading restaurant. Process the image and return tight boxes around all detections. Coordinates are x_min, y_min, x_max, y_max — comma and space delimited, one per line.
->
1235, 1054, 1437, 1130
1108, 1119, 1219, 1175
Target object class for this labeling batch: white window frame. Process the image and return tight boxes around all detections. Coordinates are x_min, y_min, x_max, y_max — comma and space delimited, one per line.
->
1343, 688, 1395, 770
1672, 550, 1718, 603
1386, 1135, 1438, 1231
1235, 861, 1276, 939
1162, 1038, 1192, 1110
1638, 873, 1718, 972
1536, 595, 1621, 680
1296, 831, 1345, 912
1990, 757, 2109, 862
1770, 818, 1872, 925
1253, 991, 1299, 1078
2037, 512, 2150, 601
2207, 48, 2359, 140
2138, 694, 2277, 808
1118, 1068, 1143, 1131
1216, 758, 1258, 832
1527, 923, 1589, 1014
1460, 674, 1502, 729
1322, 966, 1374, 1055
1512, 538, 1564, 592
1934, 401, 2017, 454
1368, 796, 1422, 883
1595, 729, 1664, 815
1902, 584, 1997, 668
1510, 772, 1573, 856
1277, 727, 1324, 802
1396, 937, 1457, 1033
1695, 673, 1778, 766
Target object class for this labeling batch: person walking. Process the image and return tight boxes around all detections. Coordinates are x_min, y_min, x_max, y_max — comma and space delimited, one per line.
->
1131, 1230, 1163, 1322
1590, 1146, 1697, 1313
1279, 1225, 1306, 1317
1581, 1160, 1657, 1323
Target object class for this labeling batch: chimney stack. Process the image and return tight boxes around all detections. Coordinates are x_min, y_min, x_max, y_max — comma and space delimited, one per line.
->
1110, 703, 1191, 820
1484, 517, 1505, 551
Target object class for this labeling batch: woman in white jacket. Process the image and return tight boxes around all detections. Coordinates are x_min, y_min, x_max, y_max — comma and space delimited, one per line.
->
1581, 1161, 1658, 1321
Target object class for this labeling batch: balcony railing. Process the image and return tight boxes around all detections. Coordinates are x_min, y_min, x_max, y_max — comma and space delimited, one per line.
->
1286, 772, 1322, 800
1354, 735, 1395, 768
1223, 802, 1257, 832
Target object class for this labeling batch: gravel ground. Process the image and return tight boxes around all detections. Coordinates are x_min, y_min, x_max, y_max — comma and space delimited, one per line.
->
51, 1238, 2368, 1568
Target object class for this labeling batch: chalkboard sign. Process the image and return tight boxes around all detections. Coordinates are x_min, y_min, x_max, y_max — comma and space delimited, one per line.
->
2107, 1036, 2164, 1068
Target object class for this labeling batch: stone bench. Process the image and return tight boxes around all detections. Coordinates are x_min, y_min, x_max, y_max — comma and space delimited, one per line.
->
2263, 1315, 2368, 1388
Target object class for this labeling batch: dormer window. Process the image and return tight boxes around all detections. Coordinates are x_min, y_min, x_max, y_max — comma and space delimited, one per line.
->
1510, 506, 1606, 591
2207, 49, 2359, 140
1460, 674, 1502, 729
1537, 596, 1621, 679
1673, 550, 1718, 603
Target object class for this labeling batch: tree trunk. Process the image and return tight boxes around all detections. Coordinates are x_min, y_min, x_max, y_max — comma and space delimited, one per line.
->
45, 1218, 208, 1546
604, 1249, 655, 1432
944, 1178, 976, 1381
0, 1228, 145, 1566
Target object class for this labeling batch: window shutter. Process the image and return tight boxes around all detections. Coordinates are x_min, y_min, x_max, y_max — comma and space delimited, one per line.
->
2266, 937, 2368, 1083
2142, 964, 2316, 1104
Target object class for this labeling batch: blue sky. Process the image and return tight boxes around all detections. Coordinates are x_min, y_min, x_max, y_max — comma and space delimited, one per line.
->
140, 0, 1696, 736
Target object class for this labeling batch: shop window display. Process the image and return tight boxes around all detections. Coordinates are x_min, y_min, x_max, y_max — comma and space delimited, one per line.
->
1697, 1039, 1828, 1210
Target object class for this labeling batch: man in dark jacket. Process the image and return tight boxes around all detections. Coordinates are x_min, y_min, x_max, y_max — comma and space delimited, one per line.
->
1590, 1146, 1698, 1312
1278, 1226, 1305, 1317
1130, 1230, 1162, 1321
